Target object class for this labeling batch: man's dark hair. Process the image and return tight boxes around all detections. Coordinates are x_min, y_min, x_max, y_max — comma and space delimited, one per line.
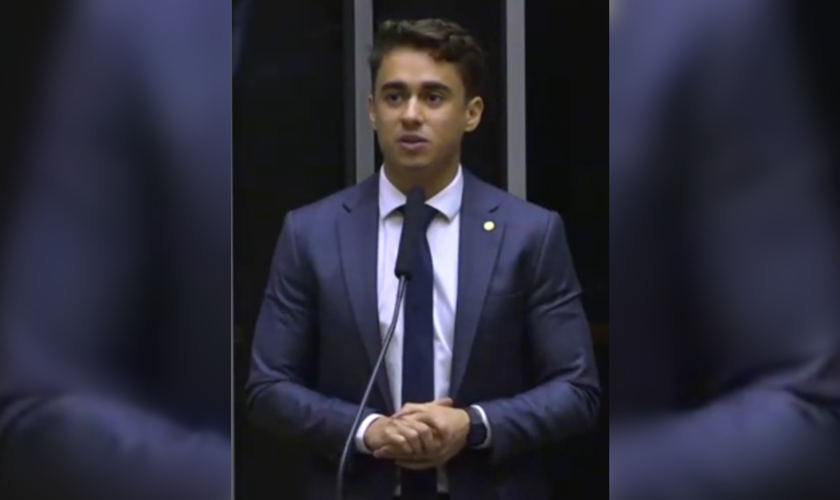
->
369, 19, 486, 99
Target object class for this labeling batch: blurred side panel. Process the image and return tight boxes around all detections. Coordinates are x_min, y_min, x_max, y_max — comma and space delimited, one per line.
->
1, 1, 233, 499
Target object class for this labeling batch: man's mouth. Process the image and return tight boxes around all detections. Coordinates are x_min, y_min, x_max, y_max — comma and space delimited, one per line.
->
398, 135, 428, 144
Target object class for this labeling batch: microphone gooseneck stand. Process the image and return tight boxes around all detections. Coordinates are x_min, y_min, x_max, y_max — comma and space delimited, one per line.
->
335, 276, 408, 500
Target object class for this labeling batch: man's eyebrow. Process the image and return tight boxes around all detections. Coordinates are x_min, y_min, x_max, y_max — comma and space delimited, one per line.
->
379, 80, 453, 93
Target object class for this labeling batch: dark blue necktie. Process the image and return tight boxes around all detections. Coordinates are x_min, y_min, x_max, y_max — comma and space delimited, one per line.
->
400, 204, 438, 500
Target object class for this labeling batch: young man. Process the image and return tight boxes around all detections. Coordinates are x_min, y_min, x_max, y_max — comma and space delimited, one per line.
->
247, 19, 600, 500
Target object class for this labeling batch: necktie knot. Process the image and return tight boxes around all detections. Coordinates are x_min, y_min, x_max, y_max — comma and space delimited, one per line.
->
398, 204, 438, 230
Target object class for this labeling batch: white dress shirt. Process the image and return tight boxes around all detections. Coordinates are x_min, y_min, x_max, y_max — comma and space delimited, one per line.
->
354, 166, 491, 493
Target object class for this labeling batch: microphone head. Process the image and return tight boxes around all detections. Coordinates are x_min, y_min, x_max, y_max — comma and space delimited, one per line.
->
394, 187, 427, 279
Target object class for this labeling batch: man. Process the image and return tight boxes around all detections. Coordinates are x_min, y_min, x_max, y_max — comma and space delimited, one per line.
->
0, 1, 233, 499
610, 0, 840, 499
246, 18, 601, 500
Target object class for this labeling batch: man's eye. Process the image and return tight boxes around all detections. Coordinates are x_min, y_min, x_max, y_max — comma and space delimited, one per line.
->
384, 94, 402, 103
426, 94, 443, 104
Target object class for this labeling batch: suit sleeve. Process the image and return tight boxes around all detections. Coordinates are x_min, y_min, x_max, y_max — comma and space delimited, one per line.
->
477, 212, 602, 463
0, 4, 229, 500
609, 2, 840, 499
245, 211, 378, 458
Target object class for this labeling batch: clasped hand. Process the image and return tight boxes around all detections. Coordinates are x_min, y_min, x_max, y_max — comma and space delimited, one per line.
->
364, 397, 470, 470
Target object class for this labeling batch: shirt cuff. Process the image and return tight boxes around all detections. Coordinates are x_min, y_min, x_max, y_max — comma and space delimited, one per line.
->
470, 405, 492, 449
354, 413, 385, 454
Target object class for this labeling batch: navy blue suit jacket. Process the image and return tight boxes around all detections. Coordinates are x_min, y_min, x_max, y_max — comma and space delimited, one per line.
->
610, 1, 840, 499
246, 170, 601, 500
0, 1, 231, 499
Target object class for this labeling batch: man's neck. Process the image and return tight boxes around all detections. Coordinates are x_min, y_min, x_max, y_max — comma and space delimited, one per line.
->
383, 161, 460, 200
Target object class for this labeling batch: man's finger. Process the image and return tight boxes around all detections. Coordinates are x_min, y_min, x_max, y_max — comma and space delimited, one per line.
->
373, 445, 401, 459
384, 426, 414, 455
374, 443, 418, 459
395, 397, 453, 418
400, 417, 440, 453
393, 407, 422, 419
397, 459, 438, 470
394, 402, 425, 418
393, 420, 425, 454
403, 411, 445, 434
385, 419, 435, 456
431, 414, 452, 438
396, 442, 458, 468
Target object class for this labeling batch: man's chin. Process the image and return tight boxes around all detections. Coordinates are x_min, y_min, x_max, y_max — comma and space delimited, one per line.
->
392, 158, 433, 173
403, 162, 431, 172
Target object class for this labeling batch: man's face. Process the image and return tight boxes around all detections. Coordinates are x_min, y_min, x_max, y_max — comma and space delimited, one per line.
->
369, 47, 483, 179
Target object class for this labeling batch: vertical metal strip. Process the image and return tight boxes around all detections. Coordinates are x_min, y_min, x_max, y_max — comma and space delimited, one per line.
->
343, 0, 355, 186
353, 0, 375, 184
505, 0, 527, 198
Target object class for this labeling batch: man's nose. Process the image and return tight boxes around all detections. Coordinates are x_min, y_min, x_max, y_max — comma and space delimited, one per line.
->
401, 96, 423, 124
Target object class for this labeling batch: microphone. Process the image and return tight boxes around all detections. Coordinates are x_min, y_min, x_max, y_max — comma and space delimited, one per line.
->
394, 187, 430, 279
336, 187, 426, 500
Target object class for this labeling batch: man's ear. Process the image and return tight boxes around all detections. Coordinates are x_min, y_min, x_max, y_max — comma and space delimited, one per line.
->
464, 96, 484, 132
368, 93, 376, 130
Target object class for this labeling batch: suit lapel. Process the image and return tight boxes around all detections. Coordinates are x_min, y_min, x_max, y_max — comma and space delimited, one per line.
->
451, 173, 505, 399
337, 175, 395, 412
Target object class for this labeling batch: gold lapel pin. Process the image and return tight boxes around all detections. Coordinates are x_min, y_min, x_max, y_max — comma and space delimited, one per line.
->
483, 221, 495, 232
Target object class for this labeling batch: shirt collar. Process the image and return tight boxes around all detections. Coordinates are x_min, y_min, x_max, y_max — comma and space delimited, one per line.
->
378, 165, 464, 222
